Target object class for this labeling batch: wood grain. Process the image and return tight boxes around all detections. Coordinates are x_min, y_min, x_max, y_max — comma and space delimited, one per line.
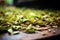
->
0, 28, 60, 40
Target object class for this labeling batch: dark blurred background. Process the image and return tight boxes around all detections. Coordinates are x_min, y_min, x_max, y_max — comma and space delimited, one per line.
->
14, 0, 60, 10
0, 0, 60, 10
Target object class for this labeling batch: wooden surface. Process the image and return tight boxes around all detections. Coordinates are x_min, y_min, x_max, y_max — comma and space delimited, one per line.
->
0, 28, 60, 40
